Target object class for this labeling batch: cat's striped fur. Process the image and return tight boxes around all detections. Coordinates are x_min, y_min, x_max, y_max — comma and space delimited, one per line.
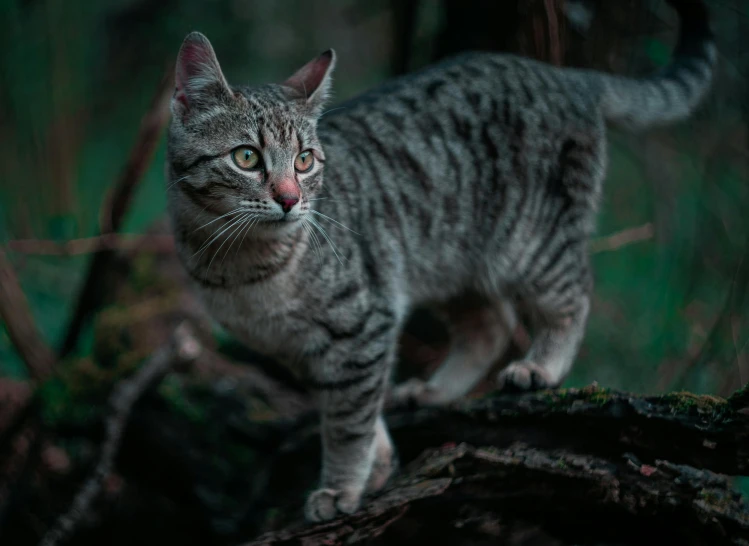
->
166, 0, 715, 522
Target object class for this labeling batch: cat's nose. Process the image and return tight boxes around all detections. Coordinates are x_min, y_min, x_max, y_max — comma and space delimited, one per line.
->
275, 195, 299, 213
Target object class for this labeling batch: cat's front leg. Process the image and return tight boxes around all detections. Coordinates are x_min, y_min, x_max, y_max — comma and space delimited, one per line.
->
305, 343, 395, 522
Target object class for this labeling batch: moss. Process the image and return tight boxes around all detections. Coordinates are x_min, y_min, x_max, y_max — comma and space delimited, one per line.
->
659, 391, 726, 415
582, 384, 613, 405
697, 488, 746, 517
538, 384, 612, 409
538, 388, 571, 406
728, 383, 749, 409
158, 375, 209, 424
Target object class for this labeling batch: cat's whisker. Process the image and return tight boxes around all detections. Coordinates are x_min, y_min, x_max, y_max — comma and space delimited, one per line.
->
321, 106, 346, 118
222, 213, 255, 267
193, 211, 249, 259
235, 215, 260, 258
306, 220, 324, 264
207, 212, 251, 274
308, 216, 344, 265
309, 210, 359, 235
193, 219, 237, 260
193, 208, 245, 233
302, 219, 323, 264
167, 175, 191, 190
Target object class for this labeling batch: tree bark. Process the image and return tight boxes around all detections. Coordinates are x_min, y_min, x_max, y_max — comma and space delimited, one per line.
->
248, 386, 749, 545
247, 443, 749, 546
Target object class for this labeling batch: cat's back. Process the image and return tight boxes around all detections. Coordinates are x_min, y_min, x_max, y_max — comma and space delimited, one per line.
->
311, 52, 605, 298
318, 51, 601, 143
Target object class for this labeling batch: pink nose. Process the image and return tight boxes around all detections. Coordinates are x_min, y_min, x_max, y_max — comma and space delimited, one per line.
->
275, 195, 299, 213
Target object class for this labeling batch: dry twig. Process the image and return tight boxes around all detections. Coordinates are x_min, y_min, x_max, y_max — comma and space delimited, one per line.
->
590, 222, 655, 253
6, 234, 175, 257
0, 249, 55, 381
59, 69, 174, 358
38, 323, 200, 546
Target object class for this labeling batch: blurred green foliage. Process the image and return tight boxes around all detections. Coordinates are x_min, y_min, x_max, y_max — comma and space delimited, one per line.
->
0, 0, 748, 400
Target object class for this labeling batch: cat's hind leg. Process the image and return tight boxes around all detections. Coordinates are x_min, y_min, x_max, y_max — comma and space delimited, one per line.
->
497, 244, 590, 391
392, 295, 516, 406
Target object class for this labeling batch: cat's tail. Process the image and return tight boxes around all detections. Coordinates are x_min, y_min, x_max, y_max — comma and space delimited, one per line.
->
596, 0, 716, 130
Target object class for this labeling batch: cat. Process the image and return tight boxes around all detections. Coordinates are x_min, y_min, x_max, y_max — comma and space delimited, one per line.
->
165, 0, 715, 523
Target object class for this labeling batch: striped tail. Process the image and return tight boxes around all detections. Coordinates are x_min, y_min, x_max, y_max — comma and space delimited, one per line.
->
598, 0, 717, 130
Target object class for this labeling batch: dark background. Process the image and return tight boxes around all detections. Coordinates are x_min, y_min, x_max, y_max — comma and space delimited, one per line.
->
0, 0, 748, 544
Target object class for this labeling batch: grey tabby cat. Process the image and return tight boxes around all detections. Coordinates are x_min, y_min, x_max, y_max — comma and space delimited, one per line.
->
166, 0, 715, 522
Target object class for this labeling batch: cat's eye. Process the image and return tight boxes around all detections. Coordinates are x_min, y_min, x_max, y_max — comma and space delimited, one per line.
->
232, 146, 262, 170
294, 150, 314, 173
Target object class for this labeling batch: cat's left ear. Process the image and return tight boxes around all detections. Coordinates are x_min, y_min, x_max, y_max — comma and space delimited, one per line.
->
173, 32, 232, 117
283, 50, 336, 116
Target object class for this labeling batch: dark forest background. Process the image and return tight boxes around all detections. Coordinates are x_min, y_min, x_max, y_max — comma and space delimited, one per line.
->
0, 1, 748, 544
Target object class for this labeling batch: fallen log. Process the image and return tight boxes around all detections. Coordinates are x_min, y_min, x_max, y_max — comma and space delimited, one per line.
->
249, 385, 749, 545
247, 443, 749, 546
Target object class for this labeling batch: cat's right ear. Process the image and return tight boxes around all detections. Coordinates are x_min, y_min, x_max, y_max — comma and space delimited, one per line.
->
283, 50, 337, 117
173, 32, 232, 117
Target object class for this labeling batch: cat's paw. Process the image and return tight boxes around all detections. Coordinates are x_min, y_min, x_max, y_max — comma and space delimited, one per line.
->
304, 487, 362, 522
497, 360, 555, 391
390, 378, 441, 406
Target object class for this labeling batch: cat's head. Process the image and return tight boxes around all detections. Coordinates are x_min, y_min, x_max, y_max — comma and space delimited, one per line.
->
167, 32, 335, 236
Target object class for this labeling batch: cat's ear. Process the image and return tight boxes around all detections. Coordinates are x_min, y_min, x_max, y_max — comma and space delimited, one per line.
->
173, 32, 232, 116
283, 50, 336, 116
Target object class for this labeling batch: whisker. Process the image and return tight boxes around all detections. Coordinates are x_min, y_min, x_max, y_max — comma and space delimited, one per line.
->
222, 213, 254, 267
308, 216, 344, 265
167, 175, 191, 190
306, 220, 323, 263
193, 208, 245, 233
193, 212, 248, 259
207, 212, 251, 274
235, 215, 259, 258
302, 219, 323, 264
193, 218, 239, 259
321, 106, 347, 118
309, 210, 360, 235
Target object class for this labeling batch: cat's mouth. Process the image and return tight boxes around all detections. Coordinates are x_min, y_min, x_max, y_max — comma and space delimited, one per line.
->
262, 214, 303, 226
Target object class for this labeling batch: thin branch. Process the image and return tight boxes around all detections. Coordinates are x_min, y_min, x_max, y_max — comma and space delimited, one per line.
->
38, 323, 200, 546
590, 222, 655, 253
5, 224, 656, 262
99, 69, 174, 234
59, 68, 174, 358
5, 234, 175, 256
0, 248, 55, 381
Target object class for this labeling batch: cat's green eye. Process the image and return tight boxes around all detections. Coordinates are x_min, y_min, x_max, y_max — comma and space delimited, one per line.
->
295, 150, 314, 173
232, 146, 262, 170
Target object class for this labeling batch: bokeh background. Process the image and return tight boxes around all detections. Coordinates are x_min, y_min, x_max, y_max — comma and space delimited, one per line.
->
2, 0, 748, 392
0, 0, 748, 544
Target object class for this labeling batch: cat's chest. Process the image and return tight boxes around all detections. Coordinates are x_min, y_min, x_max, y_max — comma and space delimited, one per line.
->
195, 281, 318, 359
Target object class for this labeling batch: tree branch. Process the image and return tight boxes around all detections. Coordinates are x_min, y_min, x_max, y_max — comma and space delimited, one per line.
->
590, 222, 654, 253
247, 443, 749, 545
0, 249, 55, 382
59, 69, 174, 358
38, 323, 200, 546
249, 386, 748, 545
5, 235, 175, 256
